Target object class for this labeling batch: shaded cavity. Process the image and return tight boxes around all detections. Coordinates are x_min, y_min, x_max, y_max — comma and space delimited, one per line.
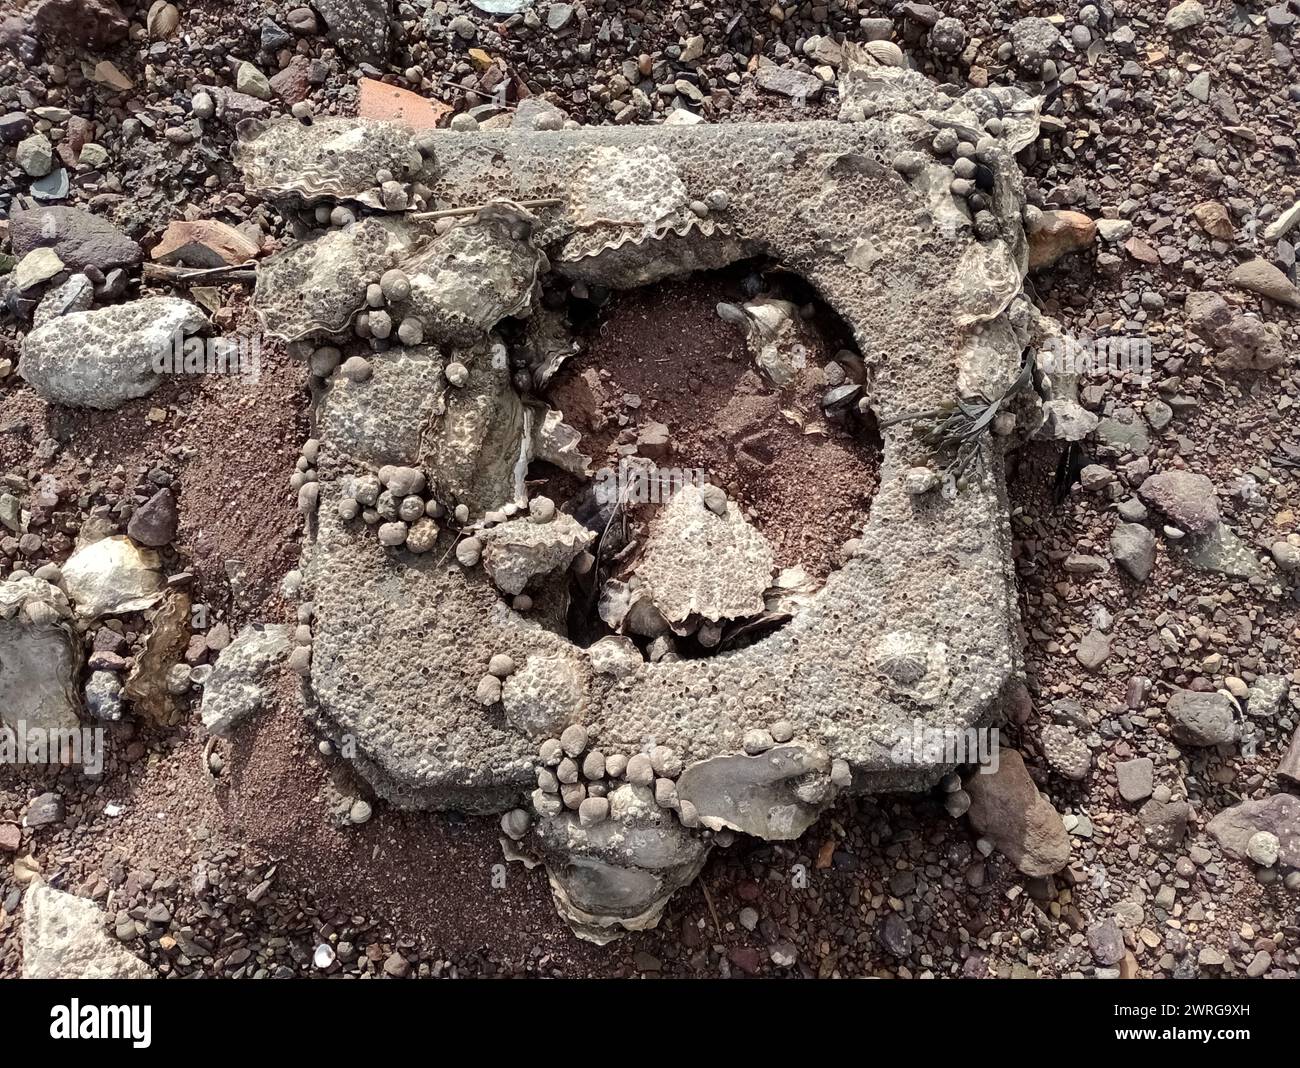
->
523, 262, 883, 653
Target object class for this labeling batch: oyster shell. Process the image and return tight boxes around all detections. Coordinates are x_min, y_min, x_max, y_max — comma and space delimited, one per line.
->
254, 216, 415, 341
555, 145, 750, 282
235, 117, 426, 209
401, 202, 546, 345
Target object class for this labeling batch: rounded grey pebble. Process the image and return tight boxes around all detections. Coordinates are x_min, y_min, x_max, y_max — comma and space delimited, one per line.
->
348, 799, 372, 825
556, 757, 580, 784
167, 662, 192, 695
191, 91, 216, 119
700, 483, 728, 516
649, 744, 681, 777
385, 466, 426, 496
380, 180, 407, 210
743, 729, 774, 755
539, 738, 563, 766
414, 129, 439, 156
625, 753, 654, 785
560, 723, 589, 757
397, 317, 424, 345
455, 536, 482, 566
528, 496, 556, 523
531, 789, 562, 817
475, 674, 501, 706
287, 646, 312, 675
487, 653, 515, 678
931, 128, 959, 155
33, 563, 61, 585
605, 753, 628, 779
310, 346, 341, 377
349, 475, 380, 507
500, 808, 531, 840
377, 521, 408, 547
892, 150, 926, 176
445, 362, 469, 387
536, 767, 558, 793
578, 796, 609, 826
581, 750, 606, 780
340, 356, 372, 382
1247, 830, 1280, 867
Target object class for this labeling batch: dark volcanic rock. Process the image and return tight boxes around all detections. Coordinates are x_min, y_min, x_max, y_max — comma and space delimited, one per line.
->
32, 0, 128, 49
11, 206, 142, 274
127, 489, 179, 547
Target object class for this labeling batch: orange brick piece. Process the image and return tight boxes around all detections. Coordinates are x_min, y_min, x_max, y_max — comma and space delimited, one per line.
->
357, 77, 450, 130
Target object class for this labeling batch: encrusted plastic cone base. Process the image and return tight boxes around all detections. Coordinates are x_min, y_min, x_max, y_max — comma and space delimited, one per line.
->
236, 58, 1071, 942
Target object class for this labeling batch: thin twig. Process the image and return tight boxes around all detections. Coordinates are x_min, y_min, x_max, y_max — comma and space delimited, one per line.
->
587, 480, 633, 612
409, 197, 564, 221
144, 261, 258, 284
700, 879, 722, 939
440, 80, 517, 103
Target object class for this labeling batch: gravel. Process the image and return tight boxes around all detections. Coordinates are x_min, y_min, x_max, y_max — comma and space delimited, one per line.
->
0, 0, 1297, 983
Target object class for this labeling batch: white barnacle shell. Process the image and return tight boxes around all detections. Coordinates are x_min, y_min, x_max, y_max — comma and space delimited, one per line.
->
870, 631, 950, 706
